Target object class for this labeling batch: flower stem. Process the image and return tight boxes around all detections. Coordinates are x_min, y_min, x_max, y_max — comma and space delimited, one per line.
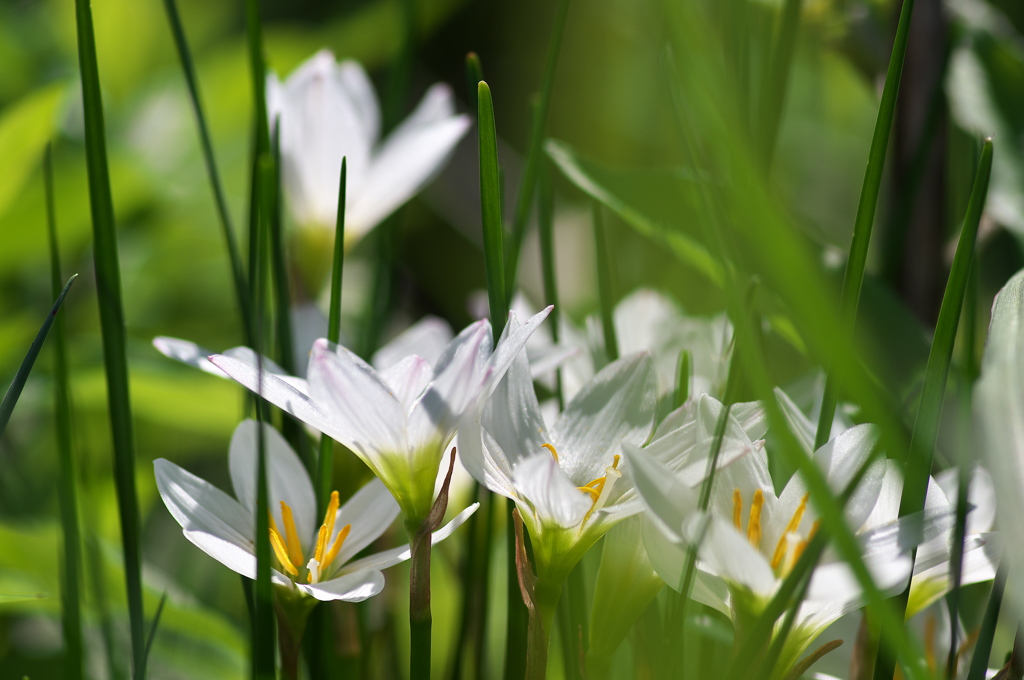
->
409, 519, 433, 680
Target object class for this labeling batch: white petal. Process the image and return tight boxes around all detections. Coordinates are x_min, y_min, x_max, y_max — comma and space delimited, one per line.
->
334, 478, 401, 566
623, 444, 699, 541
276, 52, 379, 227
456, 414, 518, 500
550, 353, 656, 484
307, 339, 407, 456
483, 307, 555, 400
298, 568, 385, 602
154, 459, 255, 577
407, 321, 491, 450
342, 503, 479, 572
380, 355, 433, 413
228, 420, 317, 552
513, 454, 592, 528
372, 316, 454, 371
152, 337, 224, 377
481, 334, 549, 467
692, 516, 776, 596
773, 386, 817, 456
347, 86, 470, 236
209, 352, 352, 445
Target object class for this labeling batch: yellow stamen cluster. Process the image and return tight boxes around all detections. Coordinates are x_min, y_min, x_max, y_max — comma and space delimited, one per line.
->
732, 489, 818, 577
543, 444, 622, 525
268, 491, 352, 584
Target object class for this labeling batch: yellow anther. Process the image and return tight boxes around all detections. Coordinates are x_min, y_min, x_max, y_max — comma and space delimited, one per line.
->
269, 526, 299, 576
610, 454, 621, 470
542, 443, 559, 462
312, 524, 328, 565
322, 491, 340, 548
732, 489, 742, 530
280, 501, 304, 569
578, 485, 601, 501
322, 524, 352, 573
771, 493, 810, 570
747, 490, 764, 548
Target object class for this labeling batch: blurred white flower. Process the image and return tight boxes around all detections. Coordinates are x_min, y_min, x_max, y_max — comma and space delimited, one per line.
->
209, 309, 551, 524
267, 50, 471, 244
154, 420, 473, 602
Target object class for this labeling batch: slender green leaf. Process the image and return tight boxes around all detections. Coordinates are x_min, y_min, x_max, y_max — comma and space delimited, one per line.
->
72, 0, 147, 673
546, 139, 724, 286
504, 0, 570, 295
317, 156, 346, 512
815, 0, 919, 450
756, 0, 803, 169
0, 274, 77, 437
161, 0, 251, 341
465, 52, 483, 114
537, 158, 564, 409
478, 81, 508, 331
966, 566, 1006, 680
45, 144, 83, 680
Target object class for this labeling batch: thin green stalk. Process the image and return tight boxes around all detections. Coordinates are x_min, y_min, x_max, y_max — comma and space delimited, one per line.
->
316, 157, 346, 511
0, 273, 77, 436
478, 82, 509, 331
814, 0, 919, 450
45, 145, 83, 680
72, 0, 146, 674
592, 202, 619, 363
966, 565, 1006, 680
252, 152, 277, 680
143, 592, 169, 664
874, 138, 993, 680
245, 0, 270, 157
161, 0, 251, 339
757, 0, 804, 169
504, 0, 570, 296
675, 350, 692, 409
384, 0, 417, 129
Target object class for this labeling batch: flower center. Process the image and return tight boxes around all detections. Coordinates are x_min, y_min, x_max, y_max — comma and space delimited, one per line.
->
268, 490, 351, 584
544, 443, 621, 524
732, 489, 819, 577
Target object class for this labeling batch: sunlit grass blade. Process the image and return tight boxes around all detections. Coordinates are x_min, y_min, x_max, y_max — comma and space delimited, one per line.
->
316, 156, 346, 511
966, 566, 1006, 680
674, 349, 691, 409
252, 151, 276, 680
161, 0, 251, 340
756, 0, 803, 169
384, 0, 417, 127
592, 202, 619, 363
245, 0, 270, 157
478, 81, 509, 330
874, 138, 993, 680
814, 0, 919, 450
45, 144, 83, 680
143, 592, 169, 665
504, 0, 570, 295
71, 0, 147, 673
0, 273, 77, 436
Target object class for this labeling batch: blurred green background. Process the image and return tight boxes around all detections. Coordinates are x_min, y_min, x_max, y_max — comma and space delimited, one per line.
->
2, 0, 1024, 677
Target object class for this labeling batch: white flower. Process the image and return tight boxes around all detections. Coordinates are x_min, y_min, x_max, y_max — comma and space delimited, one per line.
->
154, 420, 475, 602
631, 416, 922, 674
208, 309, 551, 524
267, 49, 471, 244
459, 341, 658, 591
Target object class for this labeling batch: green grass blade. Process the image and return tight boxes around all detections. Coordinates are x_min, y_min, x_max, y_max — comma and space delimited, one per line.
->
756, 0, 803, 169
966, 566, 1006, 680
245, 0, 270, 157
674, 350, 691, 409
814, 0, 919, 450
592, 202, 619, 362
384, 0, 417, 128
901, 138, 992, 531
71, 0, 147, 673
872, 139, 993, 680
317, 156, 346, 512
45, 144, 83, 680
143, 592, 169, 665
161, 0, 251, 340
0, 273, 77, 436
478, 81, 509, 331
537, 158, 564, 409
504, 0, 570, 295
252, 152, 277, 680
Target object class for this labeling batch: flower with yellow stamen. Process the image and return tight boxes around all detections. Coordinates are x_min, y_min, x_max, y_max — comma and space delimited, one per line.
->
155, 420, 478, 602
